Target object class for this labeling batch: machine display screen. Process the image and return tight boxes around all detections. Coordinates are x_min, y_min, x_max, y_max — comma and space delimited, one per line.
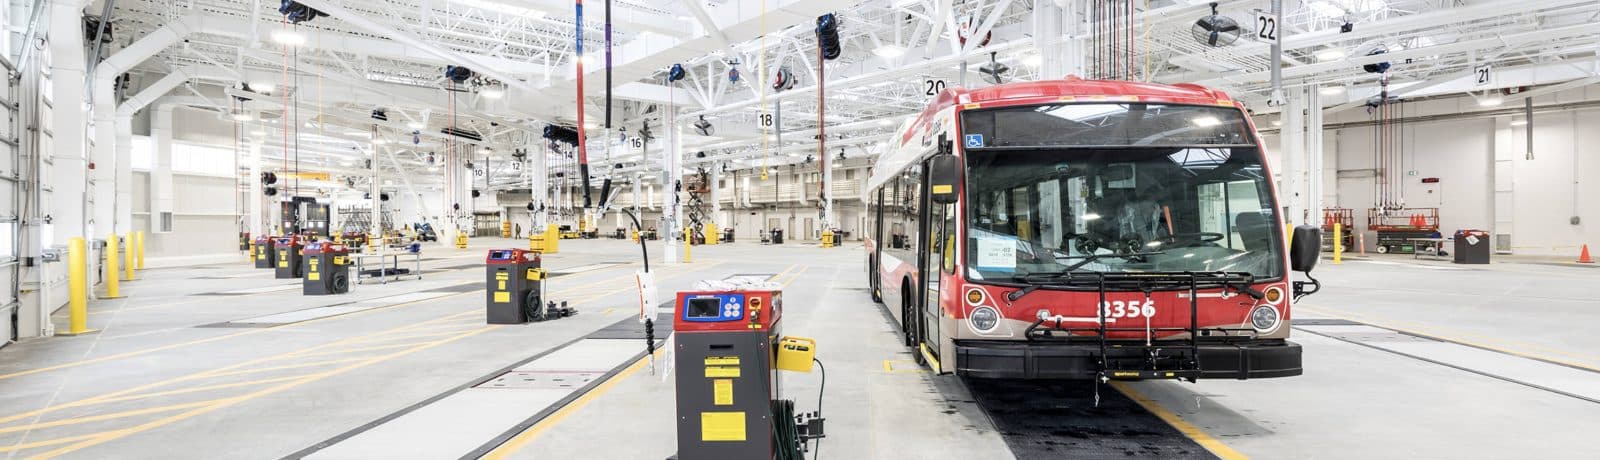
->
488, 250, 515, 261
685, 298, 722, 319
682, 294, 745, 322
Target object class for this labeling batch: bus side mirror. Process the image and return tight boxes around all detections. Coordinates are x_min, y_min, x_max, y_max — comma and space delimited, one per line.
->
1289, 225, 1321, 273
929, 154, 960, 205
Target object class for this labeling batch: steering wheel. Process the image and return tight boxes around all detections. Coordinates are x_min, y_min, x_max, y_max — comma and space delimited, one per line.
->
1165, 232, 1226, 246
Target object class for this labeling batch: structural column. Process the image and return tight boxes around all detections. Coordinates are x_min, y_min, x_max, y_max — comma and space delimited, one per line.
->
1281, 87, 1308, 227
49, 1, 89, 243
662, 106, 680, 264
709, 162, 723, 227
247, 136, 264, 237
149, 106, 174, 233
1307, 84, 1326, 224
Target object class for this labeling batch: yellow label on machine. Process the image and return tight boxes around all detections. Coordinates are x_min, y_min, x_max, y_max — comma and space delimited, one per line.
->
308, 272, 320, 281
333, 256, 345, 265
278, 260, 287, 268
495, 272, 509, 280
497, 280, 506, 290
704, 357, 740, 366
700, 412, 746, 442
713, 379, 734, 406
931, 185, 953, 194
494, 291, 510, 303
705, 366, 741, 378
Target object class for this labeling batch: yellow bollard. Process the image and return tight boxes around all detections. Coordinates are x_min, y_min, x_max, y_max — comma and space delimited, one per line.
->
544, 224, 560, 254
1333, 223, 1344, 265
683, 227, 692, 263
501, 220, 512, 238
124, 233, 136, 281
706, 222, 720, 245
136, 231, 146, 270
455, 231, 469, 249
822, 229, 835, 248
104, 234, 123, 299
64, 238, 94, 335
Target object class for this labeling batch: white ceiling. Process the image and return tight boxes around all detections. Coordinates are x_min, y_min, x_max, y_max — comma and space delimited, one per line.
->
92, 0, 1600, 193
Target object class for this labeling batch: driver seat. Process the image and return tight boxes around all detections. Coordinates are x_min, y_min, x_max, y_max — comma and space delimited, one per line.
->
1235, 212, 1271, 251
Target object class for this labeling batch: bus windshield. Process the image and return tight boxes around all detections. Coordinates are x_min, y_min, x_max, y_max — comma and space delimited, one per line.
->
961, 104, 1282, 281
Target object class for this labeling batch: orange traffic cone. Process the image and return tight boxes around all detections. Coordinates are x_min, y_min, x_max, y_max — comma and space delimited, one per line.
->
1580, 245, 1595, 264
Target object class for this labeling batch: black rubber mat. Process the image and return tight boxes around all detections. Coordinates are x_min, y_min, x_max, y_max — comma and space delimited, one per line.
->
586, 303, 676, 339
1293, 318, 1363, 326
432, 263, 485, 271
421, 283, 482, 293
966, 379, 1214, 459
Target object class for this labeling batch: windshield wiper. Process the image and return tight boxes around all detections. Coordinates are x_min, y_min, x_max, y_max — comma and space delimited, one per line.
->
1008, 271, 1074, 301
1214, 276, 1264, 300
1060, 251, 1165, 272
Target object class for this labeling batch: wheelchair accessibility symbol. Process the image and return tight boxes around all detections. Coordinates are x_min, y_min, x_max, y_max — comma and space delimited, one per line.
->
964, 134, 984, 148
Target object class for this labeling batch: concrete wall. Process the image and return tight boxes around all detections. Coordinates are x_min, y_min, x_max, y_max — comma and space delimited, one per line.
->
131, 170, 240, 259
1264, 84, 1600, 256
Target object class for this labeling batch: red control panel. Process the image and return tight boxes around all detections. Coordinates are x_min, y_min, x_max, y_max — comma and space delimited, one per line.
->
304, 243, 347, 255
486, 248, 539, 265
673, 289, 782, 333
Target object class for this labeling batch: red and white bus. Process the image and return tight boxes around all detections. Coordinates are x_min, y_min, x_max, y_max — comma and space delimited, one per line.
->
865, 77, 1322, 381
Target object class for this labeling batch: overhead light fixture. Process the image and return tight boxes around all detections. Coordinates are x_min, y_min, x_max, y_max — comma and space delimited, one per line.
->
1191, 116, 1222, 127
1510, 119, 1528, 126
250, 82, 276, 94
1314, 49, 1347, 61
872, 44, 905, 59
1022, 54, 1043, 67
1478, 96, 1504, 107
481, 86, 505, 99
1319, 86, 1347, 96
1272, 120, 1283, 127
231, 111, 254, 122
251, 129, 268, 136
1081, 213, 1102, 221
877, 119, 894, 126
407, 121, 426, 130
373, 138, 389, 145
271, 29, 306, 47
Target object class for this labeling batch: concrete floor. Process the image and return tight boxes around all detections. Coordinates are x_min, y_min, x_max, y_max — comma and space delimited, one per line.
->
1, 240, 1597, 459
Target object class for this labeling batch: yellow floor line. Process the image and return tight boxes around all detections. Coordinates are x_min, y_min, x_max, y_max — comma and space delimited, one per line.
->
1298, 306, 1600, 371
0, 399, 219, 435
0, 433, 107, 453
89, 375, 312, 406
21, 327, 496, 459
1110, 381, 1249, 460
482, 353, 655, 459
0, 290, 483, 382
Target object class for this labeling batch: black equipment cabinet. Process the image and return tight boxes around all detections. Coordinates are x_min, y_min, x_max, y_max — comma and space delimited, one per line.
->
303, 242, 351, 295
254, 235, 276, 269
274, 235, 305, 279
485, 249, 544, 324
1453, 230, 1491, 264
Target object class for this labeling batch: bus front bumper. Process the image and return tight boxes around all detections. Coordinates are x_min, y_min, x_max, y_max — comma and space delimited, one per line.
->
954, 339, 1302, 380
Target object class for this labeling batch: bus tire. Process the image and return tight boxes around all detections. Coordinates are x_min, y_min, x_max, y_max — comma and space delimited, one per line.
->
901, 281, 915, 348
869, 257, 883, 303
1376, 245, 1389, 254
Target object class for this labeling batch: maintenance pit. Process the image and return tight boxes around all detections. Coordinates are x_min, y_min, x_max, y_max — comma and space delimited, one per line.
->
2, 239, 1597, 459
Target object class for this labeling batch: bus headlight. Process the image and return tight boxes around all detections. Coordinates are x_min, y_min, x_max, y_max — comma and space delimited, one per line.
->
970, 307, 999, 332
1250, 305, 1280, 332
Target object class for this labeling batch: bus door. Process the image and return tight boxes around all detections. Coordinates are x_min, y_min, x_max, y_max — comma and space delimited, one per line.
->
918, 159, 952, 365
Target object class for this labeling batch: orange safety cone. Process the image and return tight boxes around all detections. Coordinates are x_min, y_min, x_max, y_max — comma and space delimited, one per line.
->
1580, 244, 1595, 264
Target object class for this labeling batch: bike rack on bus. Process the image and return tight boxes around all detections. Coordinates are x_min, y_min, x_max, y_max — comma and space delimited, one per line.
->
1017, 271, 1260, 405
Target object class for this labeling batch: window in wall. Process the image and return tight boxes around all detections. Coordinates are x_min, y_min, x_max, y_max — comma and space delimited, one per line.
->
130, 136, 153, 170
171, 142, 237, 176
